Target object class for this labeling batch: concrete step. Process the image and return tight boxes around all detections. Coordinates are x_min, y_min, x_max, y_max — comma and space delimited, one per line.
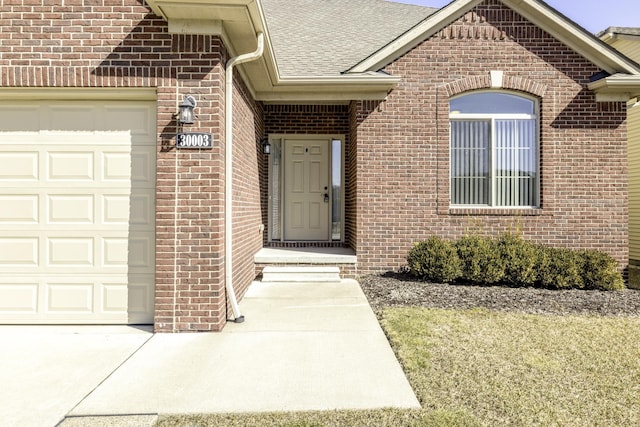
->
261, 266, 341, 283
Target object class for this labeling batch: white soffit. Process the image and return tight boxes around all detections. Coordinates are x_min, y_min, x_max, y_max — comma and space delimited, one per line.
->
588, 74, 640, 102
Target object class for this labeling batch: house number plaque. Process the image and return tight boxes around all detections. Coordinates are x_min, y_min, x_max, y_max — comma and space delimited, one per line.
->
176, 132, 213, 149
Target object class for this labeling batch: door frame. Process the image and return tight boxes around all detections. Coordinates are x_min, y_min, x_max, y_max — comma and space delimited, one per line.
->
267, 134, 345, 243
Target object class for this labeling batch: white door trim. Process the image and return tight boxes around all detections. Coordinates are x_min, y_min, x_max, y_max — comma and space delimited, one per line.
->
268, 134, 344, 243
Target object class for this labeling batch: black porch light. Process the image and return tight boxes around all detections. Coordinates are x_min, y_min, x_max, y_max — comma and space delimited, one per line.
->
262, 138, 271, 155
178, 95, 197, 125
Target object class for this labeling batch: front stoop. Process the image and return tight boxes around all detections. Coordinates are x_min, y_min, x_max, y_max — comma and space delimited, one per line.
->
255, 247, 357, 279
262, 266, 341, 282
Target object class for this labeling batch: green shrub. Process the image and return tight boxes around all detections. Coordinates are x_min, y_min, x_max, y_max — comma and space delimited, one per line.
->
581, 250, 625, 290
407, 237, 461, 283
456, 234, 505, 285
498, 232, 540, 287
538, 247, 584, 289
406, 233, 625, 291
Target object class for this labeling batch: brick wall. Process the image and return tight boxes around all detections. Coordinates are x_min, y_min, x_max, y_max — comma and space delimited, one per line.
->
264, 104, 350, 135
0, 0, 263, 332
229, 72, 265, 307
353, 0, 628, 274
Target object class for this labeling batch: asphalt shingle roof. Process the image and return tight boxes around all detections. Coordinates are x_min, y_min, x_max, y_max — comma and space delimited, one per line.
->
597, 27, 640, 38
261, 0, 438, 77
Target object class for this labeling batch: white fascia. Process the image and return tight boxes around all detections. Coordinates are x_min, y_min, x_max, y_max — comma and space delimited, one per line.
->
588, 74, 640, 102
348, 0, 640, 76
258, 73, 401, 103
348, 0, 482, 73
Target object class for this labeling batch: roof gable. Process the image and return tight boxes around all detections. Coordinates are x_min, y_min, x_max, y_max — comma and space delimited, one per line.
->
347, 0, 640, 76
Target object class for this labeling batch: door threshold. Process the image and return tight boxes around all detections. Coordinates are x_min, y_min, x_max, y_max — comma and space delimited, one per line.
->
266, 241, 346, 248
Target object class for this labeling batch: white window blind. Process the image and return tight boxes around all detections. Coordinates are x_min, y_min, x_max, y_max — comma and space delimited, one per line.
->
450, 92, 538, 208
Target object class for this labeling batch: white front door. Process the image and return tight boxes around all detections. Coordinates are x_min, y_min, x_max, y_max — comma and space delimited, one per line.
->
284, 139, 330, 241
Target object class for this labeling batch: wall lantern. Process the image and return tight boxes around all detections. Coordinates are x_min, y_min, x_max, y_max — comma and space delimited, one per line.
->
178, 95, 197, 125
262, 138, 271, 155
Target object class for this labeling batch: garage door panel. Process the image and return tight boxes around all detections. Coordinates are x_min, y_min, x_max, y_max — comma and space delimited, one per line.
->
46, 282, 94, 313
47, 195, 95, 224
102, 195, 130, 224
0, 283, 38, 313
101, 194, 154, 227
103, 106, 155, 138
40, 132, 131, 146
128, 277, 155, 324
102, 238, 129, 267
131, 150, 155, 184
0, 152, 39, 180
0, 195, 39, 223
0, 106, 41, 132
103, 152, 132, 181
49, 107, 99, 131
1, 232, 154, 272
47, 237, 94, 267
47, 152, 94, 181
0, 237, 39, 266
0, 100, 156, 324
129, 194, 154, 226
102, 283, 128, 313
0, 275, 153, 323
128, 235, 154, 269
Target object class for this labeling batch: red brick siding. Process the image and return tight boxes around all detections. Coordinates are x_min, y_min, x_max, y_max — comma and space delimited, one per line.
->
347, 102, 361, 252
354, 0, 628, 274
264, 104, 350, 135
230, 73, 265, 307
0, 0, 264, 332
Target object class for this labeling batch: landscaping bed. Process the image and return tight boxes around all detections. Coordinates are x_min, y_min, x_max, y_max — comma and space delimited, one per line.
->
359, 271, 640, 316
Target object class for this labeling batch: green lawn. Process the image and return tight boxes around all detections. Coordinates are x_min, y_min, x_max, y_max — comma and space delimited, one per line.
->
382, 308, 640, 426
156, 308, 640, 426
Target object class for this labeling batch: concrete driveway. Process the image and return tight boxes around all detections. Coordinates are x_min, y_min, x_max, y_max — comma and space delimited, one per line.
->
0, 326, 152, 427
1, 279, 419, 426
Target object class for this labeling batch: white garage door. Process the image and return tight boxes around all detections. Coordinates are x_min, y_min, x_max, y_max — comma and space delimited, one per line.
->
0, 100, 156, 324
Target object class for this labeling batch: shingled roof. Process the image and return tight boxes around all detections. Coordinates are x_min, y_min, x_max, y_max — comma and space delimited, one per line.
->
597, 27, 640, 38
261, 0, 437, 77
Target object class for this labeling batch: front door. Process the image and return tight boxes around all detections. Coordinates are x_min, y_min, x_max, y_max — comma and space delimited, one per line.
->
284, 139, 330, 241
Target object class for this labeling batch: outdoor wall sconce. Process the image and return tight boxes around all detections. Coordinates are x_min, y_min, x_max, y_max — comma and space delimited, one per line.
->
262, 138, 271, 155
178, 95, 197, 125
175, 95, 212, 149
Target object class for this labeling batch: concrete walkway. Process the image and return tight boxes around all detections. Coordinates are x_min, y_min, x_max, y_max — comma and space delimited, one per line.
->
1, 279, 419, 426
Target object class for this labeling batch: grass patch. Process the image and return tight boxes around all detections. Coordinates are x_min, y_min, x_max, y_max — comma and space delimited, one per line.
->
381, 308, 640, 426
156, 408, 479, 427
155, 309, 640, 426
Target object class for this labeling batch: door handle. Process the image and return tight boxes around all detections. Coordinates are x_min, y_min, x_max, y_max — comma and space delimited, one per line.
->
323, 193, 329, 203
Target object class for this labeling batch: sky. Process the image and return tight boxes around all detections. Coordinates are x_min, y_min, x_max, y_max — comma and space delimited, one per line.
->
391, 0, 639, 34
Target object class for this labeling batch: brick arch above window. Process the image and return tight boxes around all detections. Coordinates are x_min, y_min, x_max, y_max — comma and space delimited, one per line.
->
443, 73, 548, 99
435, 73, 550, 216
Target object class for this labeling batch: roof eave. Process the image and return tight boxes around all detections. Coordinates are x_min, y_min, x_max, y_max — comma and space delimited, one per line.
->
145, 0, 402, 102
598, 27, 640, 44
588, 75, 640, 102
257, 75, 401, 103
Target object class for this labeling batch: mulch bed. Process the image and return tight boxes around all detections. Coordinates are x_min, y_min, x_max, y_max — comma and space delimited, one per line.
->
359, 272, 640, 317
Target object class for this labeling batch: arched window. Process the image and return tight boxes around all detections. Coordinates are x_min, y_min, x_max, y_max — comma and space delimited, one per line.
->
450, 92, 539, 207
